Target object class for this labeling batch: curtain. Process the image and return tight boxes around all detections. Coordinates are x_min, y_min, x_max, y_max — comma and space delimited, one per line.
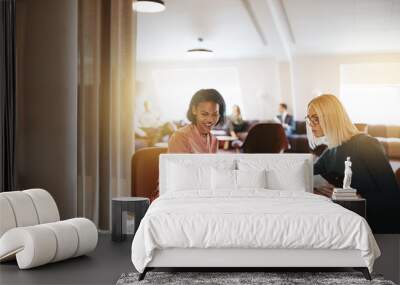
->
78, 0, 136, 230
0, 0, 16, 192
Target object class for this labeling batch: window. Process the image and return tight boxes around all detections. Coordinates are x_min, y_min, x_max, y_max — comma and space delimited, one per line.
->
341, 84, 400, 125
340, 63, 400, 125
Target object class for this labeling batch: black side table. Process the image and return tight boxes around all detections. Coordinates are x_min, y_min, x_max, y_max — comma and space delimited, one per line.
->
112, 197, 150, 242
332, 198, 366, 219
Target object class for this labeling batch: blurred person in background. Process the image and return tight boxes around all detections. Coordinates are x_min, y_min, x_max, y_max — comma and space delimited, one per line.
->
275, 103, 295, 136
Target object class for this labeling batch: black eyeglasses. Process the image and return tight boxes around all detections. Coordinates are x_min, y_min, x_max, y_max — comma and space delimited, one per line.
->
305, 115, 320, 126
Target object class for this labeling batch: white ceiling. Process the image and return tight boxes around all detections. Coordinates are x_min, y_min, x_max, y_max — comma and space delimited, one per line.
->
136, 0, 400, 61
284, 0, 400, 54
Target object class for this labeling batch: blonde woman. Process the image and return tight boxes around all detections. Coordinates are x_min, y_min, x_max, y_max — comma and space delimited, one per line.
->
307, 94, 399, 233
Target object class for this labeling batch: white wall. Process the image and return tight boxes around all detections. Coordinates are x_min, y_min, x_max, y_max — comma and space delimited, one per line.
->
292, 53, 400, 119
278, 62, 295, 116
136, 58, 281, 121
137, 53, 400, 123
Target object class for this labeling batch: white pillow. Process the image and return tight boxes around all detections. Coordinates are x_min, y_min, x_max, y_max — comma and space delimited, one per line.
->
211, 168, 236, 190
211, 168, 267, 190
237, 159, 308, 191
266, 166, 307, 191
167, 162, 211, 191
236, 169, 267, 189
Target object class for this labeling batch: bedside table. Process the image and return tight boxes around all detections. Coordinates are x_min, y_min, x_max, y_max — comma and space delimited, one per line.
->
332, 198, 366, 219
112, 197, 150, 242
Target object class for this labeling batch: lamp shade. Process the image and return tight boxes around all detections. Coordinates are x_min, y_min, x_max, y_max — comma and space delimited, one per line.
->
187, 48, 213, 53
187, 38, 213, 54
132, 0, 165, 13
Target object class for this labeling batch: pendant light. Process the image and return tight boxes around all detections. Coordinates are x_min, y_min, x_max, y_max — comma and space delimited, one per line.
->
132, 0, 165, 13
187, 38, 213, 54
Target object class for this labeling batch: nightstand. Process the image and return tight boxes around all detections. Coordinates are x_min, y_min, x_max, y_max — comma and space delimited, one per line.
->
332, 198, 366, 219
112, 197, 150, 242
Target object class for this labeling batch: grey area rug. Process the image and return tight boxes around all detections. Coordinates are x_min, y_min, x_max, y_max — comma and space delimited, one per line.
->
117, 272, 396, 285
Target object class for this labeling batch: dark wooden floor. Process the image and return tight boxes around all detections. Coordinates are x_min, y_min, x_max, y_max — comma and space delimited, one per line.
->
0, 233, 134, 285
1, 233, 398, 285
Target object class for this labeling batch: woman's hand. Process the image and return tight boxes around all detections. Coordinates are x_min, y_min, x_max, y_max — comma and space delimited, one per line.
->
314, 184, 334, 198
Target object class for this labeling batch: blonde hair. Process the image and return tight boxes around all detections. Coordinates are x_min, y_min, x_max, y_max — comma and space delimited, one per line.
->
307, 94, 360, 149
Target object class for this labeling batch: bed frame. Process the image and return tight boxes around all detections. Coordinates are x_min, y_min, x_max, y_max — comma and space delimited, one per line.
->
138, 154, 372, 281
138, 248, 371, 280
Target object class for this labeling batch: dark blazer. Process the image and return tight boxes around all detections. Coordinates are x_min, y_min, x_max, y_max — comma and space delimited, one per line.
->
314, 134, 400, 233
276, 113, 295, 135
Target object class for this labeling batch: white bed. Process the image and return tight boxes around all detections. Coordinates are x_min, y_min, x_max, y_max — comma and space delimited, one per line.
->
131, 154, 380, 280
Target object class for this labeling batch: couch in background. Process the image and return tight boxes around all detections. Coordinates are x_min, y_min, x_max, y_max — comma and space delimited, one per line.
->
150, 118, 400, 160
364, 124, 400, 160
287, 122, 400, 160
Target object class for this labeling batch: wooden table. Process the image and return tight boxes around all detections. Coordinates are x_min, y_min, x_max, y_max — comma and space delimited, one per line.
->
216, 135, 237, 150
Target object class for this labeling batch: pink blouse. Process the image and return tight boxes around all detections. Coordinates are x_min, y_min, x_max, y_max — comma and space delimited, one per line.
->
168, 124, 218, 153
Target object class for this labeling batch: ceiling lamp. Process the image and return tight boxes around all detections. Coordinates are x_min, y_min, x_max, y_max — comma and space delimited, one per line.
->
187, 38, 213, 54
132, 0, 165, 13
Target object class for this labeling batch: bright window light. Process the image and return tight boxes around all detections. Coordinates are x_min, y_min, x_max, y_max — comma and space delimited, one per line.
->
151, 67, 243, 122
340, 84, 400, 125
340, 63, 400, 125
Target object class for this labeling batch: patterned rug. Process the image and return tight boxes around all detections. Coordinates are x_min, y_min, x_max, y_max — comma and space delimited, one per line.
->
117, 271, 396, 285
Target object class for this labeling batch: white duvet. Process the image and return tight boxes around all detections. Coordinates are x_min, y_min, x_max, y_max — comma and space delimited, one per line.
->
131, 190, 380, 273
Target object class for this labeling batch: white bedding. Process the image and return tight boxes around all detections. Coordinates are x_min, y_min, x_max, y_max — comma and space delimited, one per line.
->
131, 190, 380, 273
